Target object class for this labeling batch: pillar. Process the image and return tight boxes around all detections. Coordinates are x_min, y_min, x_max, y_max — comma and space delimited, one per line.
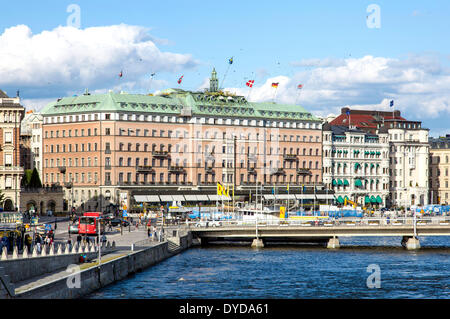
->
327, 237, 340, 249
403, 236, 420, 250
251, 238, 264, 248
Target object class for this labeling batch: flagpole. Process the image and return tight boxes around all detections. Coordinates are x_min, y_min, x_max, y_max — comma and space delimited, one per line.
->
273, 86, 278, 102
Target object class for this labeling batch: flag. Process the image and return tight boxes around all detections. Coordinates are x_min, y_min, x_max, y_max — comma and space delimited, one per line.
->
226, 185, 230, 197
271, 82, 279, 88
346, 110, 350, 116
246, 80, 254, 88
150, 73, 156, 77
217, 182, 223, 196
228, 57, 233, 65
119, 70, 123, 78
390, 100, 394, 107
297, 84, 303, 89
177, 75, 184, 84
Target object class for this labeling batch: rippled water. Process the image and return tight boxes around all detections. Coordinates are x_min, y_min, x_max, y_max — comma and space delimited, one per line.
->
89, 237, 450, 299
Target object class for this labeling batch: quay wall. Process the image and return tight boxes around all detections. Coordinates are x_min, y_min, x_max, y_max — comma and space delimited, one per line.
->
14, 233, 192, 299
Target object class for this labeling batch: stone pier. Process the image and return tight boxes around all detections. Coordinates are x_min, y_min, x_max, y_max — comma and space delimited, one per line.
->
251, 238, 264, 248
327, 237, 340, 249
402, 236, 420, 250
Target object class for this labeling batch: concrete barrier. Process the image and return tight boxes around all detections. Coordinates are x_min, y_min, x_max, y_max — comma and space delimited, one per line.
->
14, 233, 192, 299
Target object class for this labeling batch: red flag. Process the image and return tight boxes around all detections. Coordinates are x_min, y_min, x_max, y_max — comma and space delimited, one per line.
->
246, 80, 254, 88
177, 75, 184, 84
271, 82, 279, 88
297, 84, 303, 89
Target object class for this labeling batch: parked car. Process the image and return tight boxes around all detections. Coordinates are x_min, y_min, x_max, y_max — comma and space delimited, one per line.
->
68, 221, 79, 234
195, 220, 222, 227
109, 218, 130, 227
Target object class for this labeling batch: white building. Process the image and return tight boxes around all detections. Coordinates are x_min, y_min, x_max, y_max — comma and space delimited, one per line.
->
322, 123, 390, 207
386, 119, 429, 207
21, 111, 43, 177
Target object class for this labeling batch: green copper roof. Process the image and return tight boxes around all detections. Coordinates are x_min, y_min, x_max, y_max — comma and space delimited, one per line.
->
41, 89, 320, 122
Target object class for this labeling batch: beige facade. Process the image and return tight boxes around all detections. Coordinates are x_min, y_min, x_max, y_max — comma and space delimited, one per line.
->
41, 78, 323, 212
0, 90, 24, 211
429, 136, 450, 205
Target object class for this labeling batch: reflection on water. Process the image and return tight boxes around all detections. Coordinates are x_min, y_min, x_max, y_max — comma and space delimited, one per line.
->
88, 237, 450, 299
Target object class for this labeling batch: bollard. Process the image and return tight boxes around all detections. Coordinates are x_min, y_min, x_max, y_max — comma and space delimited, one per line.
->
78, 244, 83, 253
57, 244, 63, 255
41, 246, 47, 256
64, 244, 70, 254
32, 246, 38, 257
90, 244, 95, 253
112, 241, 116, 248
1, 247, 8, 260
12, 247, 18, 259
22, 247, 29, 259
49, 245, 55, 256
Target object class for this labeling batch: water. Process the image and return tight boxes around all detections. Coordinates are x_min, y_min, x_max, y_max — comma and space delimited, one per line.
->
89, 237, 450, 299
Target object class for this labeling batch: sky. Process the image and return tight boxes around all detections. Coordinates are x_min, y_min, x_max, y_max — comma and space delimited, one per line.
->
1, 0, 450, 137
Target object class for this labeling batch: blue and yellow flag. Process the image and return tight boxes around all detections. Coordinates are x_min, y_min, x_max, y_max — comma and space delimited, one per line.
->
217, 182, 224, 196
228, 57, 233, 65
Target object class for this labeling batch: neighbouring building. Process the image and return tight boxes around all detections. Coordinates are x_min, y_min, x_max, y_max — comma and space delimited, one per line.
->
322, 123, 390, 206
429, 135, 450, 205
20, 111, 44, 178
41, 69, 327, 213
331, 108, 429, 207
0, 90, 25, 211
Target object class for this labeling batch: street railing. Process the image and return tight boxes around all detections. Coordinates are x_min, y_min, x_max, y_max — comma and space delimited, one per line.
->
185, 216, 450, 229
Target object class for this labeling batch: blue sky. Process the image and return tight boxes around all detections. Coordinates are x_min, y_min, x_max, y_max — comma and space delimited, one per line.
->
1, 0, 450, 136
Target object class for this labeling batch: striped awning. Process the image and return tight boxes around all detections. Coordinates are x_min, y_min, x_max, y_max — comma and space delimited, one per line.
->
196, 195, 209, 201
159, 195, 174, 202
133, 195, 161, 202
184, 195, 198, 201
315, 194, 335, 200
172, 195, 185, 201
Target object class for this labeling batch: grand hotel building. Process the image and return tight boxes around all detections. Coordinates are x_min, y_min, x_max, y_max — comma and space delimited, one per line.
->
41, 70, 324, 212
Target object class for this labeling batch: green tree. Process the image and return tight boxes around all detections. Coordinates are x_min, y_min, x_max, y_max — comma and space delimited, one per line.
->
29, 168, 42, 189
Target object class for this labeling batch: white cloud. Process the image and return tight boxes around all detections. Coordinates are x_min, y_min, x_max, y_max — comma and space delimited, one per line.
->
0, 24, 198, 99
225, 54, 450, 123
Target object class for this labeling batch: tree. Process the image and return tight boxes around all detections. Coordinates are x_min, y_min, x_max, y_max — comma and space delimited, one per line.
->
21, 168, 42, 189
29, 168, 42, 189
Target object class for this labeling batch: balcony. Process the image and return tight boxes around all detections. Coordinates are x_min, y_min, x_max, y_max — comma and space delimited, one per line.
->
205, 167, 215, 174
136, 166, 154, 173
152, 151, 170, 159
105, 149, 112, 154
270, 168, 286, 176
297, 168, 312, 176
247, 167, 257, 175
283, 154, 298, 161
58, 166, 66, 173
248, 154, 258, 162
104, 180, 112, 186
64, 182, 73, 188
168, 166, 185, 174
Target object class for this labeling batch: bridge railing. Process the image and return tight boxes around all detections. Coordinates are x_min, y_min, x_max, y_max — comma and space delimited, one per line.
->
185, 216, 450, 228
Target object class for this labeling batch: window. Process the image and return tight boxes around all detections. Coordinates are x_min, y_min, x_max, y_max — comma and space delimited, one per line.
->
105, 128, 111, 135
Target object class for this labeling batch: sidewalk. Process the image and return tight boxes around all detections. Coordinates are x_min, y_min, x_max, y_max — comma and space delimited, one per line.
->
11, 227, 161, 296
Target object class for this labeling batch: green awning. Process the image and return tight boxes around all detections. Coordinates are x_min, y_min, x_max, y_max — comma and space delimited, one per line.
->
376, 195, 382, 204
332, 179, 337, 186
364, 196, 370, 204
354, 163, 360, 170
337, 179, 343, 186
370, 196, 377, 203
365, 163, 368, 167
370, 151, 375, 155
355, 179, 363, 187
343, 179, 349, 186
376, 179, 379, 183
370, 163, 375, 168
337, 196, 344, 204
376, 151, 380, 155
376, 163, 380, 167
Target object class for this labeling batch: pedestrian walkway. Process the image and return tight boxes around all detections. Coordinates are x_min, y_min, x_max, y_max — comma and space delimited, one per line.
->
12, 226, 165, 296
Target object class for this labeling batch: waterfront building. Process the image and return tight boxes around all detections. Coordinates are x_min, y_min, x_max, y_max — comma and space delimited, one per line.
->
0, 90, 25, 211
330, 108, 429, 207
429, 135, 450, 205
41, 70, 325, 212
20, 111, 43, 178
322, 123, 390, 206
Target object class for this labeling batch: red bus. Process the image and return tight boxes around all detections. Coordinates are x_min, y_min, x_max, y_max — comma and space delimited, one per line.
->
78, 212, 105, 236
